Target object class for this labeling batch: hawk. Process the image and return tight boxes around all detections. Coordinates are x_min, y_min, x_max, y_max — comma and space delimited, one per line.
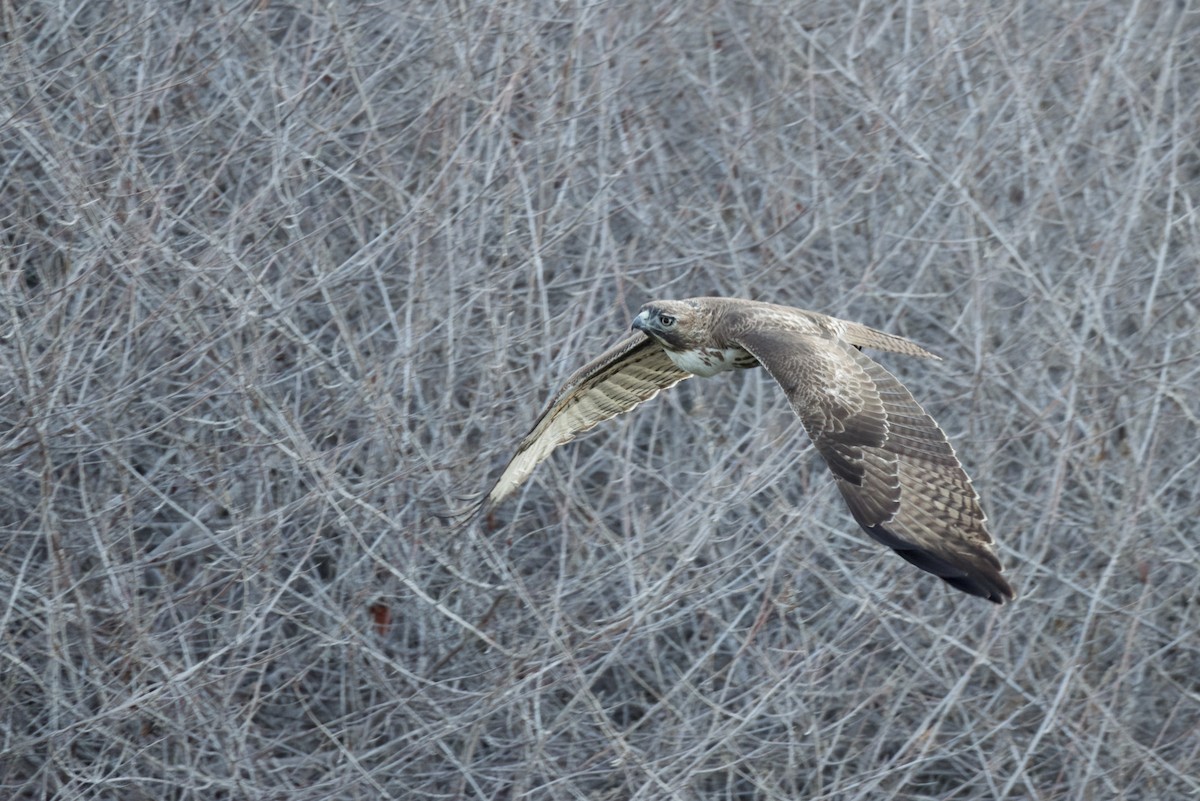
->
485, 297, 1015, 604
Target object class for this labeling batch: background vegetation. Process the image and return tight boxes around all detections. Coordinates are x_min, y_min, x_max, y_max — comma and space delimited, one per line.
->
2, 1, 1198, 798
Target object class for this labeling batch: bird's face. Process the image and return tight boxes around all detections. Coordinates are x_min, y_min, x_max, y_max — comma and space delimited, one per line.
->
631, 299, 702, 351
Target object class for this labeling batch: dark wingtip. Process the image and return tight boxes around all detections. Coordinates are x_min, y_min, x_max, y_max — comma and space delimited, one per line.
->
940, 571, 1016, 605
862, 523, 1016, 604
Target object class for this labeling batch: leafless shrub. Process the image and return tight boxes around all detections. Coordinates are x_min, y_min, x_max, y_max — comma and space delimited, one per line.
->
2, 1, 1198, 798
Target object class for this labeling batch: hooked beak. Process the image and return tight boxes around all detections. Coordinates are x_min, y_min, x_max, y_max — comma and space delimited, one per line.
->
631, 309, 651, 333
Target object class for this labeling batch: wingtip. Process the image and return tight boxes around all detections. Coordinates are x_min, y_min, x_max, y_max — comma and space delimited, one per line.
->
945, 571, 1017, 605
471, 494, 503, 534
862, 523, 1016, 604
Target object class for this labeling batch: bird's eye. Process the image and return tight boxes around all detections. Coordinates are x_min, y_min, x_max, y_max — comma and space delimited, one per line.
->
659, 314, 676, 327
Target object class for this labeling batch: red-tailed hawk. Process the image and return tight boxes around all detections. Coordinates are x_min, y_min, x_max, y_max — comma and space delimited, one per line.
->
485, 297, 1015, 604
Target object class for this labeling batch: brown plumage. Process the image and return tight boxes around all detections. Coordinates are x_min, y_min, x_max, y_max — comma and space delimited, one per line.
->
485, 297, 1015, 604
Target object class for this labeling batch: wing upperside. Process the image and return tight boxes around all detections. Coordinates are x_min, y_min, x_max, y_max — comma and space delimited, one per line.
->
730, 326, 1014, 603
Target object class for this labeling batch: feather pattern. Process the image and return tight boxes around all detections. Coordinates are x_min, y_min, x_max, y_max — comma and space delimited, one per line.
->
485, 332, 690, 507
484, 298, 1015, 604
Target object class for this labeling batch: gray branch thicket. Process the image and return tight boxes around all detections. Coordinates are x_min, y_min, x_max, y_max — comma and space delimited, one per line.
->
1, 1, 1197, 799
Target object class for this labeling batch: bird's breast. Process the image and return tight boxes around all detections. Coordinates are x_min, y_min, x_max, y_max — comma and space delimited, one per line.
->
665, 346, 758, 377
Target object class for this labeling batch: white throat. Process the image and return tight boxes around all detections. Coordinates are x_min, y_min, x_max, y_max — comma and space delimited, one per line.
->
665, 346, 753, 377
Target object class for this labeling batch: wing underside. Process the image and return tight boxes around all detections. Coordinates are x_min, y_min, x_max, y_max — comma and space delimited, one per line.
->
485, 332, 690, 507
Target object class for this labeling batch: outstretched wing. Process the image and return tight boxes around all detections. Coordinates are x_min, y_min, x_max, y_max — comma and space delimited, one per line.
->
731, 325, 1014, 604
485, 332, 691, 508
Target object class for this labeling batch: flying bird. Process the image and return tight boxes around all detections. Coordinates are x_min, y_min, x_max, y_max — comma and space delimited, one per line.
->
484, 297, 1015, 604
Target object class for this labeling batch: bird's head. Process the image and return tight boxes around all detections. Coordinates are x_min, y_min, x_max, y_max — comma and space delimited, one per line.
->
631, 299, 706, 351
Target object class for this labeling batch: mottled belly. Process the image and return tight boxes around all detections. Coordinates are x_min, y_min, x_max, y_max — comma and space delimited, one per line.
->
666, 346, 759, 377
